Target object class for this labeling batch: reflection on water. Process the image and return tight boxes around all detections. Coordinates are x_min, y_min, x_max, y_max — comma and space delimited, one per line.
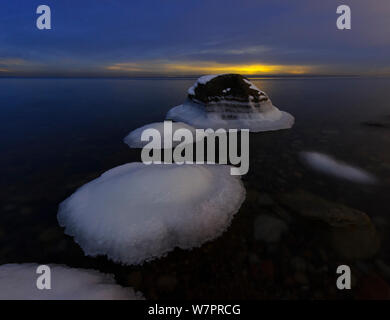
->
1, 77, 390, 299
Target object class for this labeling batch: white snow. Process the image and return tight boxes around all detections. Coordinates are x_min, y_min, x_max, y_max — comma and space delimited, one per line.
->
243, 78, 262, 93
188, 74, 220, 95
123, 121, 203, 149
0, 264, 144, 300
300, 151, 377, 184
58, 163, 246, 265
166, 101, 295, 132
254, 214, 288, 243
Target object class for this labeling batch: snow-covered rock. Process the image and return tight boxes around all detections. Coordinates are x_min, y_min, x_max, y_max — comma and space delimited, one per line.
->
300, 151, 377, 184
58, 163, 246, 265
124, 121, 203, 149
0, 264, 143, 300
166, 74, 294, 132
187, 74, 221, 96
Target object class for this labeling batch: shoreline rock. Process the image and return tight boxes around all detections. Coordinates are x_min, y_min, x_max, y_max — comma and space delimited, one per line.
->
166, 74, 295, 132
277, 190, 380, 260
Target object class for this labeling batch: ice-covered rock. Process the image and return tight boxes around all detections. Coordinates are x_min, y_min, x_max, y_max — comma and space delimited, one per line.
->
0, 264, 143, 300
300, 151, 377, 184
187, 74, 221, 96
124, 121, 204, 149
166, 74, 294, 132
58, 163, 246, 265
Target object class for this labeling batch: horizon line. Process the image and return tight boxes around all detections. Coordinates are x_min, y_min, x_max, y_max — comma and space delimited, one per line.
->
1, 73, 388, 80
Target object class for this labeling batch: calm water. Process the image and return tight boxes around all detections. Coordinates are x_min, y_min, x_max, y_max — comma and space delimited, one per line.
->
1, 77, 390, 299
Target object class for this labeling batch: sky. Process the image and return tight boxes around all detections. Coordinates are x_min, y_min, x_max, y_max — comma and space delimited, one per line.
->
0, 0, 389, 77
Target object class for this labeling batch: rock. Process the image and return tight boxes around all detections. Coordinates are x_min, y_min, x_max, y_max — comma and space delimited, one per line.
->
56, 239, 68, 252
355, 261, 371, 273
247, 190, 275, 207
356, 275, 390, 299
249, 253, 260, 265
124, 121, 203, 149
294, 171, 303, 178
188, 74, 269, 108
0, 264, 144, 300
125, 271, 143, 287
273, 206, 292, 223
319, 249, 328, 262
376, 260, 390, 280
259, 260, 275, 280
372, 216, 388, 236
381, 162, 390, 170
293, 272, 309, 285
166, 74, 295, 132
291, 256, 307, 272
332, 224, 379, 261
257, 193, 275, 207
254, 214, 288, 243
58, 163, 246, 265
361, 121, 390, 129
39, 227, 62, 243
157, 274, 178, 292
278, 191, 380, 260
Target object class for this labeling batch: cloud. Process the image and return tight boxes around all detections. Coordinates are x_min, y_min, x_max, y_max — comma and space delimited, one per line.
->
0, 58, 27, 73
186, 45, 272, 56
0, 58, 25, 66
1, 0, 389, 76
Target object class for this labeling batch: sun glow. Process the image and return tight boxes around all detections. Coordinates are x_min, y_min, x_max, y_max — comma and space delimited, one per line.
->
106, 61, 312, 75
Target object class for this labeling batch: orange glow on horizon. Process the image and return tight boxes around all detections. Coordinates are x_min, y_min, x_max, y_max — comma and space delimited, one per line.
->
106, 61, 312, 75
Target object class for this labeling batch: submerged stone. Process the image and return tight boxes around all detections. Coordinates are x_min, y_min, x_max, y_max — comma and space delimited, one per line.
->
254, 214, 288, 243
361, 121, 390, 129
278, 190, 380, 260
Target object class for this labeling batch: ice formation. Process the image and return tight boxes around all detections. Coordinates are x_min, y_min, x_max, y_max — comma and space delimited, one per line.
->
300, 151, 377, 184
124, 121, 203, 149
0, 264, 143, 300
166, 74, 294, 132
187, 74, 221, 96
58, 163, 246, 265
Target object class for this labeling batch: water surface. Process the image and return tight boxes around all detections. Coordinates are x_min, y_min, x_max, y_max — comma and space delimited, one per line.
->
1, 77, 390, 299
